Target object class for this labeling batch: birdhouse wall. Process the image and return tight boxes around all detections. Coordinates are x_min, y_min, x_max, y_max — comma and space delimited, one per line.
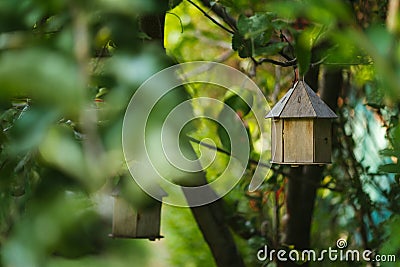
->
112, 197, 138, 238
111, 197, 162, 240
313, 119, 332, 163
271, 119, 283, 163
283, 119, 314, 163
270, 118, 333, 164
136, 202, 162, 239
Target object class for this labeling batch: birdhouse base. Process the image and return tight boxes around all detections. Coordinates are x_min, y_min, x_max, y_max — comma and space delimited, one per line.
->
270, 161, 330, 165
108, 233, 164, 241
111, 196, 163, 241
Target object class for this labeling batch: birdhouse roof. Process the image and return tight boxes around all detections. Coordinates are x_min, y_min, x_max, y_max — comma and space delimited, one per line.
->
112, 184, 168, 198
265, 81, 337, 119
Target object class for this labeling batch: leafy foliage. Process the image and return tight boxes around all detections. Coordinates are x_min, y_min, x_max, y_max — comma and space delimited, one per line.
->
166, 0, 400, 266
0, 0, 165, 266
0, 0, 400, 267
232, 13, 287, 58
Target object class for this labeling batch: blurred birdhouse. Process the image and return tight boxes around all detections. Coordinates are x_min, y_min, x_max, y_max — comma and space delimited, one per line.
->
265, 80, 337, 165
110, 187, 166, 241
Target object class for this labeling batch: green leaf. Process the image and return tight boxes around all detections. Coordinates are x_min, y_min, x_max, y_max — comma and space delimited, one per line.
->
223, 92, 253, 117
380, 215, 400, 255
169, 0, 183, 9
95, 0, 157, 13
232, 33, 252, 58
271, 19, 289, 31
217, 123, 231, 153
8, 107, 59, 154
217, 0, 235, 8
237, 13, 273, 42
378, 163, 400, 174
216, 90, 253, 153
0, 49, 84, 116
389, 125, 400, 148
379, 148, 398, 157
39, 125, 88, 183
254, 42, 288, 57
294, 24, 326, 75
233, 13, 277, 58
294, 31, 312, 76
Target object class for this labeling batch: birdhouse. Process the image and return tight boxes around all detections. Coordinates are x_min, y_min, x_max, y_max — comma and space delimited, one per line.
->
265, 80, 337, 165
110, 188, 166, 241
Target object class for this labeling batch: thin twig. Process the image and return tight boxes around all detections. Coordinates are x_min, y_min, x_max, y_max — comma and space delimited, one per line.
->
279, 30, 295, 60
322, 61, 374, 66
186, 0, 235, 34
198, 0, 238, 31
272, 66, 281, 103
187, 135, 342, 192
187, 135, 272, 169
310, 56, 328, 67
166, 11, 184, 33
187, 135, 232, 157
252, 56, 297, 67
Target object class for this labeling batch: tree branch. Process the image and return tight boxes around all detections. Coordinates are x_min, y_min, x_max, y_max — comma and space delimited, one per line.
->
187, 136, 342, 192
186, 0, 235, 34
144, 4, 245, 266
198, 0, 238, 31
252, 56, 297, 67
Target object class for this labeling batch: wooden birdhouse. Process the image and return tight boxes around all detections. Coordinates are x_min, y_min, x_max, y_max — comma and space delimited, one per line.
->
110, 188, 166, 241
265, 80, 337, 165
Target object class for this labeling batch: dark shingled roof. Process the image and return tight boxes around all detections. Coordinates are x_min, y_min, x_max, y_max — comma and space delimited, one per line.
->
266, 81, 337, 119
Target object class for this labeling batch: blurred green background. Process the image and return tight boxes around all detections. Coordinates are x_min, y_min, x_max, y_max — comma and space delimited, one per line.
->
0, 0, 400, 266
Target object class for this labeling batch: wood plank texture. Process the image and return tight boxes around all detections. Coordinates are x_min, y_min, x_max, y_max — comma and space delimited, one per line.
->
112, 197, 138, 238
265, 88, 294, 118
136, 203, 162, 238
281, 83, 316, 118
283, 119, 314, 163
266, 81, 337, 119
271, 119, 283, 162
304, 82, 337, 118
314, 119, 332, 163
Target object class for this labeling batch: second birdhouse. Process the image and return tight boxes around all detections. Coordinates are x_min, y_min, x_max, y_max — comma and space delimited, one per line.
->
110, 187, 166, 241
266, 80, 337, 165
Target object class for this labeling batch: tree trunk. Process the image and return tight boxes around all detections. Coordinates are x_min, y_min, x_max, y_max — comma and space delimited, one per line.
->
141, 5, 245, 267
183, 185, 246, 267
281, 66, 341, 267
